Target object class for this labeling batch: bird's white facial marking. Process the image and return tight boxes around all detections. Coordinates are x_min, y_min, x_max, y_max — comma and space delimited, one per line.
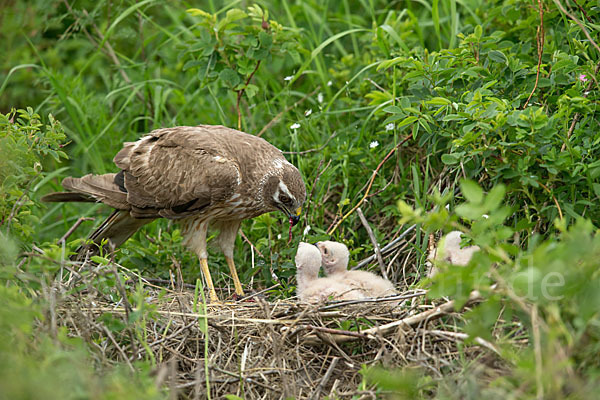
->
278, 181, 293, 199
272, 181, 295, 205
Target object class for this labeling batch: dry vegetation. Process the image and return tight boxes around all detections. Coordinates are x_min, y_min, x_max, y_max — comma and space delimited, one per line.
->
28, 239, 506, 399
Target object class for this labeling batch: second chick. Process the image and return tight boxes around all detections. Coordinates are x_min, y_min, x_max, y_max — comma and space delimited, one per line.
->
316, 241, 397, 298
295, 242, 366, 303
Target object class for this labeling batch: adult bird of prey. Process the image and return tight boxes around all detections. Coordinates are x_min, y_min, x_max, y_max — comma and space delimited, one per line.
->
42, 125, 306, 302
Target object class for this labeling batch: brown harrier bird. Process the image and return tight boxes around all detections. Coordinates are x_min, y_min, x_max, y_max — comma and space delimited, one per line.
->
43, 125, 306, 302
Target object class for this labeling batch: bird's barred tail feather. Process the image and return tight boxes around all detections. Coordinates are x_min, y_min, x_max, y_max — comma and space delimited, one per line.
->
40, 192, 96, 203
41, 174, 129, 210
73, 210, 152, 261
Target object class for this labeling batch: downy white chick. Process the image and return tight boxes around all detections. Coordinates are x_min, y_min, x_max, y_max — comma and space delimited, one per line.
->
427, 231, 480, 278
316, 241, 397, 298
295, 242, 366, 303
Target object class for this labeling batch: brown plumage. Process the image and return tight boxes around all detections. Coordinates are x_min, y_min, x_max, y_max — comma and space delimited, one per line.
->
295, 243, 365, 303
317, 241, 397, 298
43, 125, 306, 302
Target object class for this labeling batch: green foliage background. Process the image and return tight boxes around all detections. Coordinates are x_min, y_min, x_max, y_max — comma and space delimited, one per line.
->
1, 0, 599, 398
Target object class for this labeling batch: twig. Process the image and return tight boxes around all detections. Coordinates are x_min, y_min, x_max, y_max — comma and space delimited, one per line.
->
523, 0, 544, 109
239, 230, 265, 258
207, 365, 280, 393
126, 277, 198, 290
353, 224, 416, 270
236, 60, 261, 130
110, 260, 139, 357
303, 324, 370, 339
102, 325, 135, 372
356, 208, 387, 279
553, 0, 600, 54
315, 289, 427, 311
535, 179, 563, 220
282, 131, 337, 155
327, 134, 412, 235
427, 329, 500, 355
257, 87, 320, 137
242, 283, 281, 301
303, 290, 483, 345
310, 357, 339, 400
76, 307, 299, 324
532, 305, 544, 400
570, 0, 593, 23
57, 217, 95, 245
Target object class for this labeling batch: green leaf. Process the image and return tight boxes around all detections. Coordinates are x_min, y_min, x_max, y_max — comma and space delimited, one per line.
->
187, 8, 212, 18
217, 8, 247, 31
488, 50, 507, 64
483, 184, 506, 211
219, 68, 241, 88
91, 255, 110, 265
427, 97, 452, 106
244, 84, 259, 99
397, 115, 417, 128
456, 203, 487, 220
593, 183, 600, 198
182, 60, 205, 71
441, 153, 460, 165
460, 179, 484, 204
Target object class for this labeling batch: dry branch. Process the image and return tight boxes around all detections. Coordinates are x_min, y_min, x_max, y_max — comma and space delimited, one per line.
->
302, 290, 483, 345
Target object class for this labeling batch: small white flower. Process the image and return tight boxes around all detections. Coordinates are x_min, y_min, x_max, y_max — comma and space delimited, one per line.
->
304, 109, 312, 117
284, 75, 293, 81
385, 123, 395, 131
369, 141, 379, 149
303, 225, 311, 236
290, 122, 301, 130
482, 214, 489, 219
277, 234, 282, 240
317, 92, 324, 103
327, 80, 333, 87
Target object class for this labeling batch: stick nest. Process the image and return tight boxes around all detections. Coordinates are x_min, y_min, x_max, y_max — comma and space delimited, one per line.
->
50, 263, 502, 400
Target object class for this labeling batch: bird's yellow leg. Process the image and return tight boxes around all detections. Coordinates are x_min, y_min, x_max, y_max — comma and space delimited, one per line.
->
226, 256, 245, 297
199, 257, 220, 303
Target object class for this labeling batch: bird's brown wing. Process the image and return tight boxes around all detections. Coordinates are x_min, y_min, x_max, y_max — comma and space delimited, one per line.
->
113, 127, 242, 219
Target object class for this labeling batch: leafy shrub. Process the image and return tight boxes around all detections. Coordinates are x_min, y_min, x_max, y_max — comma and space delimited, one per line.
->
395, 180, 600, 398
0, 108, 66, 244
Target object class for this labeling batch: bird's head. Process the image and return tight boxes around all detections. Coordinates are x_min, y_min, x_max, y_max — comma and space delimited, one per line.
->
316, 241, 349, 275
295, 242, 322, 279
264, 164, 306, 227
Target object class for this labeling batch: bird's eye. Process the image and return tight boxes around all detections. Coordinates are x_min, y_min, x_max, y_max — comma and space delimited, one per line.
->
322, 248, 328, 255
279, 194, 290, 204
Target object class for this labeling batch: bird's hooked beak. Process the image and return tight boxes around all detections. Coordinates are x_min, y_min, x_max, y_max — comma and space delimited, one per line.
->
286, 207, 302, 244
288, 206, 302, 226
